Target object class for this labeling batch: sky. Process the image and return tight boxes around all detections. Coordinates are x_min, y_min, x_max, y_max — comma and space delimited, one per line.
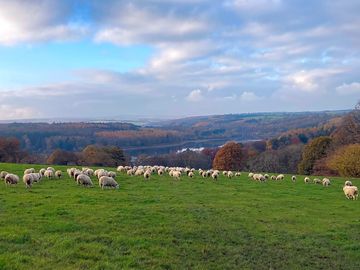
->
0, 0, 359, 120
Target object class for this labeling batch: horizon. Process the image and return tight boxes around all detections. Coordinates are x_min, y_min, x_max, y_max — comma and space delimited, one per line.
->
0, 1, 359, 120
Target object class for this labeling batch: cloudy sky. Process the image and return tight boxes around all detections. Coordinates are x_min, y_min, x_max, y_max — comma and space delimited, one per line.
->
0, 0, 359, 120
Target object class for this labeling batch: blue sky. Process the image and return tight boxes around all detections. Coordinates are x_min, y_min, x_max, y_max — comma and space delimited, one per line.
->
0, 0, 359, 120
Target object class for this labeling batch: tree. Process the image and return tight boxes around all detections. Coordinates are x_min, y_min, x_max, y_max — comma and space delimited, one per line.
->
212, 141, 244, 170
79, 145, 127, 167
298, 136, 332, 175
47, 149, 79, 165
327, 144, 360, 177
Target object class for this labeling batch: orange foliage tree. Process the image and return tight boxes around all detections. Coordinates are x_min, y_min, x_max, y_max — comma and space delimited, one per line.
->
212, 141, 244, 171
327, 144, 360, 177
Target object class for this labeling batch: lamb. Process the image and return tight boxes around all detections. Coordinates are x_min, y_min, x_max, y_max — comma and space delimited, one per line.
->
99, 176, 119, 189
0, 171, 8, 179
76, 174, 93, 187
55, 170, 62, 179
345, 180, 353, 186
4, 174, 19, 186
304, 177, 310, 183
343, 186, 358, 200
23, 174, 34, 188
322, 178, 331, 187
24, 168, 35, 175
291, 175, 297, 182
276, 174, 284, 181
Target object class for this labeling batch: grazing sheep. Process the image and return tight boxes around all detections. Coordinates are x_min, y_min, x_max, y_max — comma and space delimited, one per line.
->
304, 177, 310, 183
76, 174, 93, 187
188, 172, 194, 178
46, 167, 55, 173
343, 186, 358, 200
117, 166, 125, 172
44, 170, 54, 179
322, 178, 331, 187
264, 174, 269, 180
223, 171, 228, 176
211, 172, 218, 180
144, 170, 151, 180
4, 174, 19, 186
24, 168, 35, 175
158, 169, 164, 176
23, 174, 34, 188
276, 174, 284, 181
248, 172, 254, 178
172, 171, 181, 180
227, 171, 234, 179
0, 171, 8, 179
108, 171, 116, 179
235, 172, 241, 177
345, 180, 353, 186
271, 175, 276, 180
313, 178, 322, 184
39, 168, 46, 176
127, 169, 134, 176
99, 176, 119, 189
31, 173, 42, 183
291, 175, 297, 182
55, 170, 62, 179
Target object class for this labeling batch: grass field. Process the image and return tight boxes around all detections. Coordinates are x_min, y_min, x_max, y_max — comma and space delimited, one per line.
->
0, 163, 359, 270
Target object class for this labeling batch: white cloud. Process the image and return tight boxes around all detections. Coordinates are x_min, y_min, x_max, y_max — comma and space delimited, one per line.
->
186, 89, 204, 102
336, 82, 360, 95
240, 91, 261, 101
0, 105, 39, 120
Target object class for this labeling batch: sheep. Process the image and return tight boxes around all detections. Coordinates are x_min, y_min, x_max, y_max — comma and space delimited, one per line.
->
235, 172, 241, 177
322, 178, 331, 187
31, 173, 42, 183
39, 168, 46, 176
76, 174, 93, 187
55, 170, 62, 179
313, 178, 322, 185
276, 174, 284, 181
248, 172, 254, 178
23, 174, 34, 188
343, 186, 358, 200
44, 170, 54, 179
227, 171, 234, 179
223, 171, 228, 176
99, 176, 119, 189
24, 168, 35, 175
127, 169, 134, 176
172, 171, 181, 180
0, 171, 8, 179
117, 165, 125, 172
264, 174, 269, 180
144, 170, 151, 180
108, 171, 116, 179
46, 167, 55, 173
211, 172, 218, 180
135, 169, 144, 176
188, 171, 194, 178
97, 170, 108, 179
304, 177, 311, 183
158, 169, 164, 176
271, 175, 276, 180
345, 180, 353, 186
4, 174, 19, 186
291, 175, 297, 182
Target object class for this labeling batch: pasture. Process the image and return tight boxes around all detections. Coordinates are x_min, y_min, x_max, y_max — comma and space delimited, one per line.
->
0, 163, 359, 269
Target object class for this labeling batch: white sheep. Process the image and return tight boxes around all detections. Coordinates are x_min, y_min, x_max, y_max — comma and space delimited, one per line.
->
99, 176, 119, 189
248, 172, 254, 178
345, 180, 353, 186
24, 168, 35, 175
44, 170, 54, 179
172, 171, 181, 180
343, 186, 358, 200
322, 178, 331, 187
23, 174, 34, 188
144, 170, 151, 180
39, 168, 46, 176
291, 175, 297, 182
271, 175, 276, 180
47, 167, 55, 173
313, 178, 322, 184
55, 170, 62, 179
77, 174, 93, 187
158, 169, 164, 176
108, 171, 116, 179
235, 172, 241, 177
188, 172, 194, 178
227, 171, 234, 179
211, 172, 218, 180
4, 174, 19, 186
304, 177, 310, 183
276, 174, 284, 181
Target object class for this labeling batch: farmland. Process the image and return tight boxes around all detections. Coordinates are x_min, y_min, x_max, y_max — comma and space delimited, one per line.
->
0, 163, 359, 269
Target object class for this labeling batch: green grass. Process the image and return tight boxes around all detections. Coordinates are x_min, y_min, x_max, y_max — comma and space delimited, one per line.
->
0, 163, 359, 270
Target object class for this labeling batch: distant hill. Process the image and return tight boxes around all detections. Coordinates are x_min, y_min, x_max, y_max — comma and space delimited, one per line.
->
0, 110, 349, 156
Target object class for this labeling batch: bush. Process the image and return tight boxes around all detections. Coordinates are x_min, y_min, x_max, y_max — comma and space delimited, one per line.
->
327, 144, 360, 177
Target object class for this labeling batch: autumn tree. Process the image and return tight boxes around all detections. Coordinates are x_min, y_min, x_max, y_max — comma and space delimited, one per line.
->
327, 144, 360, 177
47, 149, 79, 165
212, 141, 244, 170
298, 136, 332, 175
79, 145, 127, 167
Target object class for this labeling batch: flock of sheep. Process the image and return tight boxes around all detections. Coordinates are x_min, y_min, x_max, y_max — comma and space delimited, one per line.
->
0, 165, 358, 200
